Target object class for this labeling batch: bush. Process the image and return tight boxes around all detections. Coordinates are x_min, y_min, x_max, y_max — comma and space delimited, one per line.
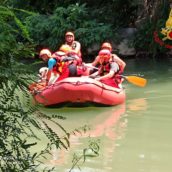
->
25, 4, 113, 53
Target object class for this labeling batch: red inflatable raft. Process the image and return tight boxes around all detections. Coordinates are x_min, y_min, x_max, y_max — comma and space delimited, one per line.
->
32, 77, 126, 106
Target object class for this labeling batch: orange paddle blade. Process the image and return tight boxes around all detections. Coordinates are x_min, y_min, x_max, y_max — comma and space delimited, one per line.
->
124, 76, 147, 87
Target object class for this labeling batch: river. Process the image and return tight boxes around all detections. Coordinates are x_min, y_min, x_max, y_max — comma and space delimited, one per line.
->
32, 57, 172, 172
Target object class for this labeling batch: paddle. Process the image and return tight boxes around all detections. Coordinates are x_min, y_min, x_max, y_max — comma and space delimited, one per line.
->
121, 75, 147, 87
83, 63, 147, 87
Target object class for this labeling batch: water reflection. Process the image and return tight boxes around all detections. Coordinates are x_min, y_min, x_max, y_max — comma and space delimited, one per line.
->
46, 104, 127, 171
37, 58, 172, 172
88, 104, 126, 139
127, 98, 147, 111
44, 97, 149, 171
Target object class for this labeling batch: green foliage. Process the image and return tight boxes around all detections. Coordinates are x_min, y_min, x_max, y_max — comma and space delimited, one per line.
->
0, 4, 101, 168
89, 0, 138, 27
0, 55, 96, 171
5, 0, 139, 27
0, 72, 43, 171
133, 19, 169, 56
0, 5, 36, 63
69, 139, 100, 172
2, 0, 171, 57
3, 0, 169, 57
133, 20, 155, 51
0, 56, 71, 171
25, 4, 113, 52
0, 73, 46, 171
0, 6, 32, 42
6, 0, 62, 14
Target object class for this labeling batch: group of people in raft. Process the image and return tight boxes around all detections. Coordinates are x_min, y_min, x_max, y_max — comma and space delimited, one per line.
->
30, 31, 126, 93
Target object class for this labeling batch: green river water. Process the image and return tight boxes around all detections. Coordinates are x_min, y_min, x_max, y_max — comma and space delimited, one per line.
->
32, 57, 172, 172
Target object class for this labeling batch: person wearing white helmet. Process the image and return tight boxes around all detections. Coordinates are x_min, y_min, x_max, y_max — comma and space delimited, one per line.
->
37, 67, 48, 82
39, 47, 82, 84
64, 31, 82, 63
39, 48, 61, 85
30, 47, 78, 93
65, 32, 81, 54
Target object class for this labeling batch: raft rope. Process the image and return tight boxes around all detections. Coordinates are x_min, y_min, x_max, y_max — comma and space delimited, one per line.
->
50, 80, 122, 93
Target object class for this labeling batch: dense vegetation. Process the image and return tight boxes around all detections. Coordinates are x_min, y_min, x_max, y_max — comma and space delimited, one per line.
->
0, 0, 172, 171
0, 58, 98, 171
0, 0, 171, 60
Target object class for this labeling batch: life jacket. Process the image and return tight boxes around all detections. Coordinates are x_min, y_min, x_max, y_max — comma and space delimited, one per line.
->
56, 64, 70, 81
67, 41, 82, 60
97, 56, 122, 87
55, 55, 79, 82
66, 51, 82, 65
98, 56, 120, 77
111, 54, 124, 74
52, 52, 82, 82
50, 57, 66, 75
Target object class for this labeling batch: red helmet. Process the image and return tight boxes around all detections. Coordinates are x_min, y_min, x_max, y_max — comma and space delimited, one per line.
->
65, 31, 74, 37
101, 42, 112, 52
98, 49, 111, 57
39, 49, 51, 58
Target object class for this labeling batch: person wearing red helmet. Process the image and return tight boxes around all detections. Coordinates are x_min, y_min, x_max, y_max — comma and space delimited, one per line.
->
101, 42, 113, 51
100, 42, 126, 73
89, 49, 122, 88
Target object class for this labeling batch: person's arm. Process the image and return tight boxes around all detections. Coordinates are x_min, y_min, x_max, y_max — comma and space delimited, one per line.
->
95, 62, 119, 81
113, 54, 126, 72
87, 56, 100, 77
89, 71, 99, 78
46, 70, 52, 85
71, 41, 81, 55
91, 56, 99, 66
46, 58, 56, 85
95, 70, 115, 81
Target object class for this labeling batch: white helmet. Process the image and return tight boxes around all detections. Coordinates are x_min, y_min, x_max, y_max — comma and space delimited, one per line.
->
39, 49, 51, 58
